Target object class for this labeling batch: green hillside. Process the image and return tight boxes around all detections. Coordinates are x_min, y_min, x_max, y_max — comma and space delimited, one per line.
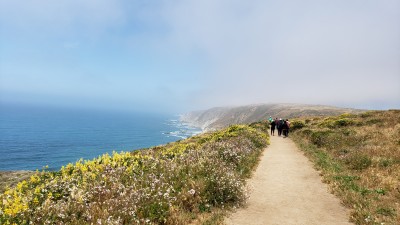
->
2, 109, 398, 224
0, 124, 269, 225
181, 103, 363, 131
291, 110, 400, 224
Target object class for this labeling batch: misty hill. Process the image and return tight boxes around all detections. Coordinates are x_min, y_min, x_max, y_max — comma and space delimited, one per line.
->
181, 103, 364, 131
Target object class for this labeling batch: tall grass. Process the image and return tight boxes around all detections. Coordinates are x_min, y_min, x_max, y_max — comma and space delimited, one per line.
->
291, 110, 400, 225
0, 124, 269, 225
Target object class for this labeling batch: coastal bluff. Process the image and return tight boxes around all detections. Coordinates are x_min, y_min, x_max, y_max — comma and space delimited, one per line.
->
181, 103, 363, 131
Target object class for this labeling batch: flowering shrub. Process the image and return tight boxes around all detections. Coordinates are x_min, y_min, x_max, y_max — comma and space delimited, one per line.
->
0, 125, 268, 224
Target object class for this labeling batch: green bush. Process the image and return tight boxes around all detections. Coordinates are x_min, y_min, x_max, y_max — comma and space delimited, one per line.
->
300, 129, 313, 136
338, 113, 353, 118
290, 120, 305, 131
360, 111, 374, 118
365, 119, 383, 125
345, 153, 372, 170
319, 118, 354, 128
310, 130, 333, 147
334, 119, 354, 127
376, 207, 396, 217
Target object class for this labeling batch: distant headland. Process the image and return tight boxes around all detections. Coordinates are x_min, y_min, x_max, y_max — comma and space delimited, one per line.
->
181, 103, 365, 131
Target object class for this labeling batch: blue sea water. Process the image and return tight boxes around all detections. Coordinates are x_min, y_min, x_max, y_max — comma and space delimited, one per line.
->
0, 104, 201, 171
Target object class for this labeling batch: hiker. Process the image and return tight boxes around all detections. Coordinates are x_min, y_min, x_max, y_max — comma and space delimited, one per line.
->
277, 118, 283, 136
285, 119, 291, 137
282, 119, 289, 137
270, 119, 276, 136
268, 116, 273, 123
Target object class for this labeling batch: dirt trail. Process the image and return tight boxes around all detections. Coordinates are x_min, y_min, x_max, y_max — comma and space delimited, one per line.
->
225, 135, 353, 225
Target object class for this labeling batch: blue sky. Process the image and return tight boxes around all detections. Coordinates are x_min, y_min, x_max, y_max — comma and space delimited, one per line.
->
1, 0, 399, 113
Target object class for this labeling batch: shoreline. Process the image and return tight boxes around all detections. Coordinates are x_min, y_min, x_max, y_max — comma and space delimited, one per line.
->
179, 114, 216, 133
0, 120, 203, 193
1, 119, 206, 193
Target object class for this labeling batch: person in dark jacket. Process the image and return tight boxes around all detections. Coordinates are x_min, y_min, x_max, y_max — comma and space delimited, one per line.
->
277, 118, 283, 136
285, 119, 291, 137
282, 119, 289, 137
270, 119, 276, 136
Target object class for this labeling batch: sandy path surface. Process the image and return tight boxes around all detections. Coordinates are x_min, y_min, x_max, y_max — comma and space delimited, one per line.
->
225, 135, 353, 225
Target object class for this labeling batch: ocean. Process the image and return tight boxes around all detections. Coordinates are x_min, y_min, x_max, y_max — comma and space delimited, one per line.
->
0, 104, 201, 171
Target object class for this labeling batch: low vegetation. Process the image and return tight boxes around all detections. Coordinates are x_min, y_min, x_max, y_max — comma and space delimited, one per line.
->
0, 124, 269, 225
0, 172, 34, 194
291, 110, 400, 225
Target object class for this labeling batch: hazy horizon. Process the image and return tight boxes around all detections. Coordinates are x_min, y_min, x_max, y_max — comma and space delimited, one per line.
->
1, 1, 399, 113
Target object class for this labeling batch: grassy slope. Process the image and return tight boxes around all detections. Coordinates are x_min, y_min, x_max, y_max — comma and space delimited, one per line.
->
0, 124, 269, 225
0, 172, 34, 193
290, 110, 400, 225
182, 103, 363, 130
6, 109, 398, 224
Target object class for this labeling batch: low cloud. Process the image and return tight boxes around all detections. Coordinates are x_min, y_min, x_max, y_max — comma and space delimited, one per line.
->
1, 1, 399, 112
160, 0, 400, 110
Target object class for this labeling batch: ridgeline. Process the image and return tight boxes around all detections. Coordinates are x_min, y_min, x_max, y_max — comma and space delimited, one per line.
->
181, 103, 364, 131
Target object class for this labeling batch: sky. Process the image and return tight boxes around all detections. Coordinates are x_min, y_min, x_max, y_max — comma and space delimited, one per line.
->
0, 0, 399, 113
